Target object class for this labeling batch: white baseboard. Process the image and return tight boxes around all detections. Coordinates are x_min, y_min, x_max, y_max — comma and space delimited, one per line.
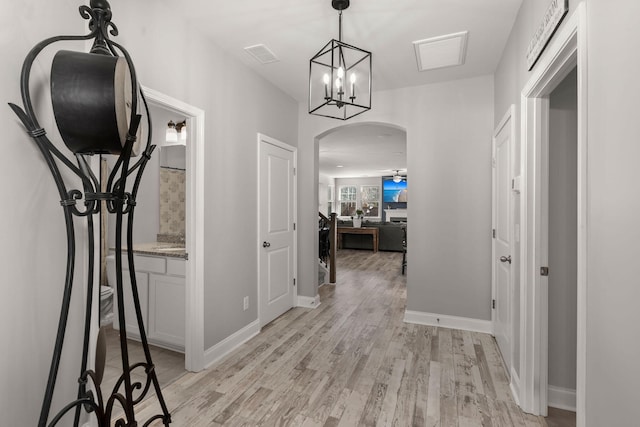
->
510, 367, 521, 406
296, 294, 321, 309
403, 310, 493, 334
204, 319, 260, 369
548, 385, 576, 412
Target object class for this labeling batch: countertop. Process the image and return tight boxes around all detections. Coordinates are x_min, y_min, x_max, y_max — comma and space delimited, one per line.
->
111, 242, 187, 259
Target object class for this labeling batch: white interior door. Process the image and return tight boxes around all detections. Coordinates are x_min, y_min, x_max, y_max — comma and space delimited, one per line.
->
492, 108, 514, 373
259, 135, 295, 327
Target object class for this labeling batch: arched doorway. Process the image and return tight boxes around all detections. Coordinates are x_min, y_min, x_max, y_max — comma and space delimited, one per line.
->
315, 122, 408, 286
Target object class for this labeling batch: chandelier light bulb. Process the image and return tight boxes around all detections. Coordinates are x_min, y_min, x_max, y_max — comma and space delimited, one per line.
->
337, 66, 344, 78
323, 73, 330, 99
335, 77, 343, 89
350, 73, 356, 99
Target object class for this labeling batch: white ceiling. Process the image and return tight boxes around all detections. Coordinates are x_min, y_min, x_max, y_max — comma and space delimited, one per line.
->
163, 0, 523, 178
319, 123, 406, 179
165, 0, 523, 103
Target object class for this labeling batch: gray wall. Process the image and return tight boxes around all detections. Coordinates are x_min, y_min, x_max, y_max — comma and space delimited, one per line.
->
585, 1, 640, 424
318, 173, 334, 217
298, 75, 494, 319
493, 0, 583, 380
0, 1, 87, 425
111, 1, 299, 349
548, 69, 577, 392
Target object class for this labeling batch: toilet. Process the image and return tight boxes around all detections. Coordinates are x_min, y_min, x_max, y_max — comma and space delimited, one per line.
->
100, 285, 114, 326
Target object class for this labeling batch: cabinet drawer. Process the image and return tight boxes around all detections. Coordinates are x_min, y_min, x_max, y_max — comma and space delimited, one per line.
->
166, 258, 186, 277
134, 255, 166, 273
117, 254, 166, 274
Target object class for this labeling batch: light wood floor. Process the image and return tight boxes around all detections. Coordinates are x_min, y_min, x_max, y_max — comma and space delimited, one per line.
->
102, 326, 186, 397
132, 249, 573, 426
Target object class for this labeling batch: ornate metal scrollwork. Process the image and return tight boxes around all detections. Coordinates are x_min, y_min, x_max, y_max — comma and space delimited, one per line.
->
8, 1, 171, 426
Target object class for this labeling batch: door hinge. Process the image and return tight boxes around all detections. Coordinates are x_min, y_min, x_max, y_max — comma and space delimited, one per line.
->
184, 252, 189, 261
492, 299, 496, 309
293, 278, 296, 286
492, 229, 496, 238
540, 266, 549, 276
511, 178, 515, 190
293, 167, 296, 176
293, 222, 296, 231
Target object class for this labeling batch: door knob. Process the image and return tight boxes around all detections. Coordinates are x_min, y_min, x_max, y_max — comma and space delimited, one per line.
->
500, 255, 512, 264
263, 241, 271, 248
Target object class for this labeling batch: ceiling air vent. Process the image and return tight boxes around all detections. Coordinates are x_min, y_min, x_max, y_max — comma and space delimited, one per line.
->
413, 31, 469, 72
244, 44, 279, 65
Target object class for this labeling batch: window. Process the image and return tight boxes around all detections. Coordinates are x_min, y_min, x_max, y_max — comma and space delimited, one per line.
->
337, 184, 382, 218
327, 185, 335, 214
339, 186, 357, 217
360, 185, 380, 217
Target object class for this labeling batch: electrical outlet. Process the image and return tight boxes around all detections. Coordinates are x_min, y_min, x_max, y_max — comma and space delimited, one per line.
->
243, 296, 249, 311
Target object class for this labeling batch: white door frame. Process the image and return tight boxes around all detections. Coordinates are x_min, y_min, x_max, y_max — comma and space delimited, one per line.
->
143, 86, 205, 372
491, 104, 516, 384
257, 133, 298, 326
518, 4, 586, 423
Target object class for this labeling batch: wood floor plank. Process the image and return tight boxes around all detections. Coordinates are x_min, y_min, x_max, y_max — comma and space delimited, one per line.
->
425, 361, 441, 427
130, 250, 558, 427
374, 358, 405, 426
438, 328, 458, 427
335, 390, 367, 427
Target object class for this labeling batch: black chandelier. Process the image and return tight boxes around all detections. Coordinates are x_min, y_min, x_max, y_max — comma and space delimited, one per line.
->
8, 1, 170, 425
309, 0, 372, 120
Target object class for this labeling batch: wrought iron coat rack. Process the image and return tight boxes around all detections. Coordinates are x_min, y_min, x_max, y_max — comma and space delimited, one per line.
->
8, 1, 171, 425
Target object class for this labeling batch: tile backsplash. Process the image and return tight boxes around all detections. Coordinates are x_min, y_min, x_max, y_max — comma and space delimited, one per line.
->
159, 167, 185, 239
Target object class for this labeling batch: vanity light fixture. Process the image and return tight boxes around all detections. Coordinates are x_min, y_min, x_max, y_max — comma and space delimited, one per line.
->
165, 120, 186, 145
166, 121, 178, 144
309, 0, 372, 120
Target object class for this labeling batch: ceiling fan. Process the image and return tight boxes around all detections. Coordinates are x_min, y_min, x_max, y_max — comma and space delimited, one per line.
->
391, 169, 406, 183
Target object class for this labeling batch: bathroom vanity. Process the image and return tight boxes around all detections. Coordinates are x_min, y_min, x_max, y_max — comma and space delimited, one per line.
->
107, 244, 186, 352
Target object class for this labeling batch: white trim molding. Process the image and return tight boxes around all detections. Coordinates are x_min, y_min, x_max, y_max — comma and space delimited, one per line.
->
548, 385, 577, 412
204, 320, 260, 369
142, 86, 206, 373
510, 367, 522, 406
519, 4, 587, 423
296, 294, 321, 309
404, 310, 493, 335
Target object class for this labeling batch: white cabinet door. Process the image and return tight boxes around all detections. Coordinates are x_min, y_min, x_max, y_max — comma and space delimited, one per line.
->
148, 273, 185, 350
113, 270, 149, 341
